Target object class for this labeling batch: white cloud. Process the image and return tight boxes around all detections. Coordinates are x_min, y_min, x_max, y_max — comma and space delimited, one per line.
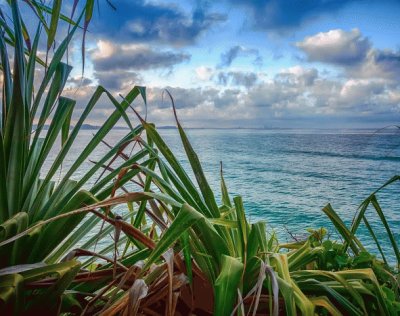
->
297, 28, 400, 82
350, 50, 400, 81
340, 79, 385, 102
58, 66, 400, 128
52, 32, 400, 128
90, 40, 190, 72
297, 29, 370, 65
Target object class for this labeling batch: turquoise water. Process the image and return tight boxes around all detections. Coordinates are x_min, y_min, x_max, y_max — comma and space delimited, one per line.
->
157, 128, 400, 259
54, 128, 400, 261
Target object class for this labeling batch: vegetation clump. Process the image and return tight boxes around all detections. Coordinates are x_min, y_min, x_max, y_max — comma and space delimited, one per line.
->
0, 1, 399, 315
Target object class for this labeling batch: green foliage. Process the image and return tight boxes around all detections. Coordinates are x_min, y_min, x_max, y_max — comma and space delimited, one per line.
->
124, 97, 400, 315
214, 255, 244, 316
0, 1, 148, 313
0, 1, 399, 315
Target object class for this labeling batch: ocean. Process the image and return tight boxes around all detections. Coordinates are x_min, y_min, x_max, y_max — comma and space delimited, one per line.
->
53, 128, 400, 262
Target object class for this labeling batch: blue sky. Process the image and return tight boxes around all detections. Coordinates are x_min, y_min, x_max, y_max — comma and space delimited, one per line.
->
38, 1, 400, 127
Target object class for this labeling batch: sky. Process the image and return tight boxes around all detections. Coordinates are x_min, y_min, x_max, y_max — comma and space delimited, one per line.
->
20, 0, 400, 128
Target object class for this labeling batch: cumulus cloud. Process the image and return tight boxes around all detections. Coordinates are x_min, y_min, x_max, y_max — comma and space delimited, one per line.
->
59, 65, 400, 128
147, 86, 242, 110
296, 29, 370, 65
89, 40, 189, 90
226, 65, 399, 126
146, 66, 399, 127
297, 29, 400, 81
339, 79, 386, 107
143, 87, 251, 126
352, 49, 400, 81
59, 29, 400, 128
218, 45, 262, 67
91, 41, 190, 72
94, 70, 142, 91
91, 0, 226, 45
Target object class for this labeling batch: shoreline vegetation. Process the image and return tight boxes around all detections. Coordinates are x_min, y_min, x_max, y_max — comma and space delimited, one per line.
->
0, 2, 399, 315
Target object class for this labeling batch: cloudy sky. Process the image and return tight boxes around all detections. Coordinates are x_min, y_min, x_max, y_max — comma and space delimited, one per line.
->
48, 1, 400, 128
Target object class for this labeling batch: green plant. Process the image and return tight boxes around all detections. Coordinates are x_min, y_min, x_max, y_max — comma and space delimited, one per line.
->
0, 1, 399, 315
109, 99, 399, 315
0, 1, 149, 314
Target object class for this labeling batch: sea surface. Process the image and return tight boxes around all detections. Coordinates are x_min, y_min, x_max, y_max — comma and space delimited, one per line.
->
49, 128, 400, 262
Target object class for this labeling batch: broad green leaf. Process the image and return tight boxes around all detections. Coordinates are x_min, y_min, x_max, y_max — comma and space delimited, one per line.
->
214, 255, 244, 316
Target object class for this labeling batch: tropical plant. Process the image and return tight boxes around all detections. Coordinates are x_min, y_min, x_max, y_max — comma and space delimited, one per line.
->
0, 1, 149, 314
81, 98, 398, 315
0, 1, 399, 316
